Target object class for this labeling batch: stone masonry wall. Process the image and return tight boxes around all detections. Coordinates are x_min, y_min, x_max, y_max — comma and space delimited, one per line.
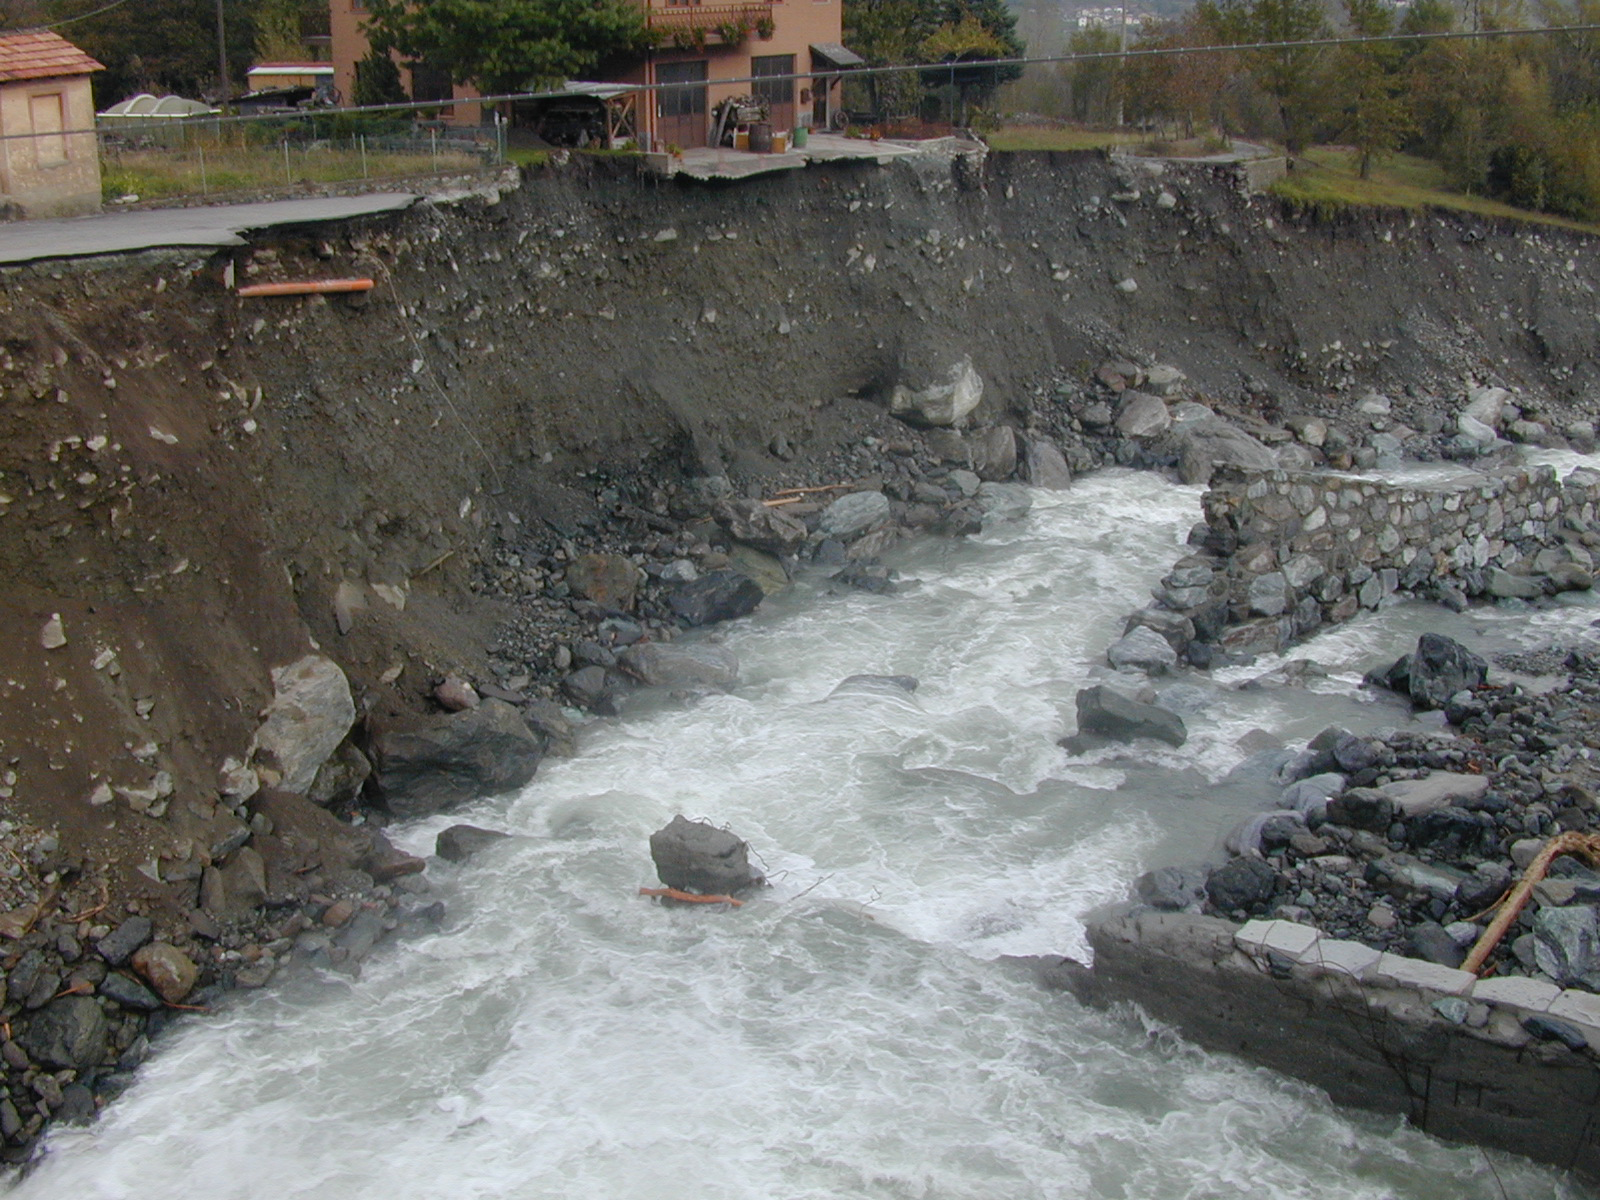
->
1132, 464, 1600, 666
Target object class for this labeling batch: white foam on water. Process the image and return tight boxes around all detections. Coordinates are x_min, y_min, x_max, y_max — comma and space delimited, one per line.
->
11, 470, 1594, 1200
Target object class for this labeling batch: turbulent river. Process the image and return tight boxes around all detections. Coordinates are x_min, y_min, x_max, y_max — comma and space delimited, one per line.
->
15, 468, 1600, 1199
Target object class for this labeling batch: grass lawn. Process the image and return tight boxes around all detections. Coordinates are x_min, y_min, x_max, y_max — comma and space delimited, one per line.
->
1277, 147, 1600, 235
101, 145, 485, 203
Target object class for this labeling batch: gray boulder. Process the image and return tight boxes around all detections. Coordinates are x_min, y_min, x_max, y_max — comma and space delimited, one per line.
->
1135, 865, 1207, 910
619, 642, 739, 689
1116, 391, 1170, 438
252, 655, 356, 794
1205, 856, 1277, 914
1462, 385, 1510, 429
975, 482, 1032, 526
818, 491, 892, 539
95, 916, 153, 966
889, 354, 983, 427
1279, 772, 1345, 816
1070, 686, 1187, 748
715, 498, 808, 556
1022, 436, 1072, 489
668, 570, 765, 626
648, 815, 764, 895
969, 426, 1018, 481
436, 824, 511, 862
1325, 787, 1395, 832
1533, 905, 1600, 990
372, 699, 544, 819
565, 553, 640, 612
19, 996, 107, 1071
1170, 416, 1278, 485
1408, 632, 1487, 710
827, 674, 919, 700
1106, 626, 1178, 674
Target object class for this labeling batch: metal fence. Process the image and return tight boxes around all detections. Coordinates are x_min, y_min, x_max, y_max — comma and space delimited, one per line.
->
92, 109, 506, 203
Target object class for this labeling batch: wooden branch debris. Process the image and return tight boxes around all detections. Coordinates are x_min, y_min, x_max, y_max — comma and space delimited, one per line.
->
1463, 831, 1600, 975
760, 482, 854, 507
638, 886, 744, 907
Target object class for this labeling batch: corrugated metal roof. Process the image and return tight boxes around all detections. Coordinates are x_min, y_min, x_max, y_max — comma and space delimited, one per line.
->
0, 29, 103, 83
810, 42, 865, 69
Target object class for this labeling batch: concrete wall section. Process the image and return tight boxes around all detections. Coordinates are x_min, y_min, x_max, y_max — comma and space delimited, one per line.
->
1050, 910, 1600, 1183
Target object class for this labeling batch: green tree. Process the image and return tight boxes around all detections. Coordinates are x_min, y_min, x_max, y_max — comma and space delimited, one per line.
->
39, 0, 256, 106
361, 0, 650, 94
253, 0, 326, 62
1060, 27, 1121, 126
353, 44, 408, 107
1242, 0, 1331, 153
844, 0, 1023, 118
1332, 0, 1411, 177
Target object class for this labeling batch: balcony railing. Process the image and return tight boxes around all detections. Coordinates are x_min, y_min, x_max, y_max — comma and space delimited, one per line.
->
643, 1, 778, 47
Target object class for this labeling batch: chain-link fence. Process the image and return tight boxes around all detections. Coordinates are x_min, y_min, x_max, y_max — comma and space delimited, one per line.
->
93, 109, 506, 204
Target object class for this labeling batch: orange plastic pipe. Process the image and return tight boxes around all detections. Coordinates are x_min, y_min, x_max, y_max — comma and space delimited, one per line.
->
638, 886, 744, 907
237, 278, 374, 297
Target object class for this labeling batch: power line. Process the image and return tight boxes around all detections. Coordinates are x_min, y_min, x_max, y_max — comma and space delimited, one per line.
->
26, 0, 133, 31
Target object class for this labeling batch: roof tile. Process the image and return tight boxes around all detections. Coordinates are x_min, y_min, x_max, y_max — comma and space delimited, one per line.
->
0, 29, 104, 84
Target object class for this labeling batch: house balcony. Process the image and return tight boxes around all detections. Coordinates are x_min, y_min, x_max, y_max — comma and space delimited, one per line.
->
643, 1, 779, 48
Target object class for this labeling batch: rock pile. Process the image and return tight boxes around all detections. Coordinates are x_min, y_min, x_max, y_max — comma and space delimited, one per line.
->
1140, 634, 1600, 1005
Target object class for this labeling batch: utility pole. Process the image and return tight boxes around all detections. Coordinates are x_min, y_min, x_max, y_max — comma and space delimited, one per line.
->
215, 0, 231, 111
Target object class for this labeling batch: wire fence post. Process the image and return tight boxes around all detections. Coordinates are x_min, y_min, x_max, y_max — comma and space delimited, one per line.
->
360, 133, 368, 178
199, 143, 207, 196
430, 128, 438, 171
282, 137, 291, 184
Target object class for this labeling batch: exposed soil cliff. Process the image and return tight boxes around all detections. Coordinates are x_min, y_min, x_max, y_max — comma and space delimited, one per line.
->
0, 146, 1595, 1147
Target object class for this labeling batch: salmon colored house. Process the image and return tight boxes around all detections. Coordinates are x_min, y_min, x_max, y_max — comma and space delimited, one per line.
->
328, 0, 855, 149
0, 30, 103, 219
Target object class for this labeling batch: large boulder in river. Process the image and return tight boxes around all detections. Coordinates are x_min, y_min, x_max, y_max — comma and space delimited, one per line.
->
618, 642, 739, 689
668, 569, 764, 626
649, 815, 764, 895
1407, 632, 1487, 710
1068, 686, 1187, 748
1106, 626, 1178, 674
436, 824, 511, 862
371, 699, 543, 819
252, 655, 356, 794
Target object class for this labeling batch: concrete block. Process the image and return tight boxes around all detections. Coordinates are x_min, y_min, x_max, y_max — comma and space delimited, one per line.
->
1262, 921, 1320, 960
1235, 919, 1320, 962
1369, 952, 1475, 995
1547, 989, 1600, 1049
1468, 976, 1560, 1012
1297, 938, 1382, 978
1234, 919, 1276, 955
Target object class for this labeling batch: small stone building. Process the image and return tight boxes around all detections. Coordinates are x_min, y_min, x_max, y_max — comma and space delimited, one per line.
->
0, 30, 103, 219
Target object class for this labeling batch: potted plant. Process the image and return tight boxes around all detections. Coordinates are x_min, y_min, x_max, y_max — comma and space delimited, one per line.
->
755, 13, 775, 38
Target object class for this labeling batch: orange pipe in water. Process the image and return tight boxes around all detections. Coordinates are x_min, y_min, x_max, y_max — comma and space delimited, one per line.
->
237, 278, 374, 297
638, 886, 744, 907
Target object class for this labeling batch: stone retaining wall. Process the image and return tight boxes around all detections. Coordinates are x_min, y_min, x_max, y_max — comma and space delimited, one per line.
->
1046, 910, 1600, 1183
1131, 464, 1600, 666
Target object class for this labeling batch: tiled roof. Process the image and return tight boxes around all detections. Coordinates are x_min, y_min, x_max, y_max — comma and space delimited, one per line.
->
0, 29, 104, 84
